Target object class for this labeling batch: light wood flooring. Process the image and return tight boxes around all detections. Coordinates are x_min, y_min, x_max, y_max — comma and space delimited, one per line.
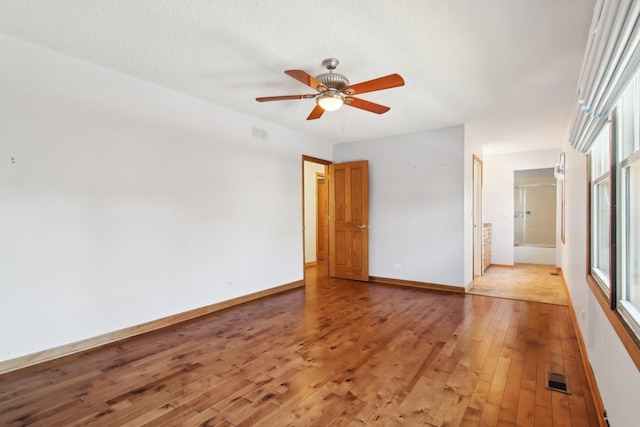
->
469, 264, 569, 306
0, 265, 599, 426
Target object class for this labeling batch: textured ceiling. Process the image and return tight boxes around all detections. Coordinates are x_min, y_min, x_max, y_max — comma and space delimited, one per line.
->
0, 1, 595, 152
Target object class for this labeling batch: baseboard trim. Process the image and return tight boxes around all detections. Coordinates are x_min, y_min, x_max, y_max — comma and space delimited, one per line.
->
0, 279, 304, 375
561, 271, 607, 427
369, 276, 465, 294
464, 279, 475, 293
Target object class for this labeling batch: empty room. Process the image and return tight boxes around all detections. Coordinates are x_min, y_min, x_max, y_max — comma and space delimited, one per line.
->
1, 1, 639, 426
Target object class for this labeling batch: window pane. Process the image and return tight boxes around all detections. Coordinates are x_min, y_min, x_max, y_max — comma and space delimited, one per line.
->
622, 160, 640, 311
591, 123, 611, 178
618, 76, 636, 160
590, 123, 611, 290
592, 179, 610, 287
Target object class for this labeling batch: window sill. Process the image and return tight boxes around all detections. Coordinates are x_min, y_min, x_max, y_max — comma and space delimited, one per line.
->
586, 274, 640, 371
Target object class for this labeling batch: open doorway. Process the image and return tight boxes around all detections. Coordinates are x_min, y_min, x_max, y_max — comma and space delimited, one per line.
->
513, 168, 556, 264
303, 156, 330, 281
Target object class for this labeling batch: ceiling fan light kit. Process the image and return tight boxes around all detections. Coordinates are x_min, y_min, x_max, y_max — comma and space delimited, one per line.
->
317, 91, 344, 111
256, 58, 404, 120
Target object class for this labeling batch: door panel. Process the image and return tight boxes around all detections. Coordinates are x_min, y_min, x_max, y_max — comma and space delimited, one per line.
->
329, 161, 369, 281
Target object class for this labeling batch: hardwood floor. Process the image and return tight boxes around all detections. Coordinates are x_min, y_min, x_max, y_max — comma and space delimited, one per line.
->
469, 264, 569, 306
0, 268, 600, 426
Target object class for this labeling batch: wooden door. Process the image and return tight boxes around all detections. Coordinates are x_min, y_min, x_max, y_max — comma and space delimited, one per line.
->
328, 161, 369, 281
316, 174, 328, 262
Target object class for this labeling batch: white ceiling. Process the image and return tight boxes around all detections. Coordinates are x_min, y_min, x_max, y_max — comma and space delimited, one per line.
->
0, 1, 595, 152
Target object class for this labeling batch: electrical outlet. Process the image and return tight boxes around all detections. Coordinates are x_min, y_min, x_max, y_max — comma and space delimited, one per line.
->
225, 281, 233, 288
393, 264, 402, 270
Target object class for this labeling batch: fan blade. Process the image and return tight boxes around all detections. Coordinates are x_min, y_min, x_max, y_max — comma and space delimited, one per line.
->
285, 70, 326, 91
307, 105, 325, 120
256, 94, 315, 102
345, 97, 391, 114
343, 74, 404, 95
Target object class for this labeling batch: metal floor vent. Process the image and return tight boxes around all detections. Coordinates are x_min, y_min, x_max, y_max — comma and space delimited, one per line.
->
546, 372, 570, 394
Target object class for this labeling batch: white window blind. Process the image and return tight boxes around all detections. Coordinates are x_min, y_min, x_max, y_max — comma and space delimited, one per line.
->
569, 0, 640, 153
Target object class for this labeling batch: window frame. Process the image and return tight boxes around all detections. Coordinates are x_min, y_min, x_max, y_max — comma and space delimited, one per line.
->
588, 121, 614, 298
586, 84, 640, 371
616, 128, 640, 338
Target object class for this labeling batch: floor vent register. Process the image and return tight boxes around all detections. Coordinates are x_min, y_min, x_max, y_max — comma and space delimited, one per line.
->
546, 372, 570, 394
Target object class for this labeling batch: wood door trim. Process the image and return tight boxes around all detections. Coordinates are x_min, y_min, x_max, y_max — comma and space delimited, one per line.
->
473, 155, 483, 277
302, 155, 331, 165
302, 155, 331, 281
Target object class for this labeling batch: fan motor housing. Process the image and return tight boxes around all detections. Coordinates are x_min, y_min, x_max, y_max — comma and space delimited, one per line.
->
315, 72, 349, 91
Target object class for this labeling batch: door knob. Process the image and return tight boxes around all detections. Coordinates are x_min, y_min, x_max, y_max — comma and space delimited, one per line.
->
356, 225, 368, 229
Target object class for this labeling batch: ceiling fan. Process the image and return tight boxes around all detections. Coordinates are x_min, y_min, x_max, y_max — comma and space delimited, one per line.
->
256, 58, 405, 120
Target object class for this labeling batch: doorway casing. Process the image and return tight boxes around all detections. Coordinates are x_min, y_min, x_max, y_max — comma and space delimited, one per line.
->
302, 155, 370, 282
473, 155, 483, 277
303, 156, 331, 279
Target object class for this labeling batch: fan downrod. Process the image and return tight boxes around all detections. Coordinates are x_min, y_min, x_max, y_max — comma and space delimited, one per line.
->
316, 58, 349, 90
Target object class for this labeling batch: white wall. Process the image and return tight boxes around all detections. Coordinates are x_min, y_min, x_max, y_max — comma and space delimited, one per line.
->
0, 34, 332, 362
514, 246, 556, 264
303, 161, 326, 263
483, 149, 560, 266
333, 126, 466, 288
561, 147, 640, 427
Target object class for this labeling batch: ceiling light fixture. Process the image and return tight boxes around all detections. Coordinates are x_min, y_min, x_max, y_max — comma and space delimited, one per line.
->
316, 91, 344, 111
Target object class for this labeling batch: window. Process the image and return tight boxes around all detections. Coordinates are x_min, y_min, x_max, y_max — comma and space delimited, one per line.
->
591, 73, 640, 341
617, 75, 640, 337
590, 124, 611, 291
576, 0, 640, 368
